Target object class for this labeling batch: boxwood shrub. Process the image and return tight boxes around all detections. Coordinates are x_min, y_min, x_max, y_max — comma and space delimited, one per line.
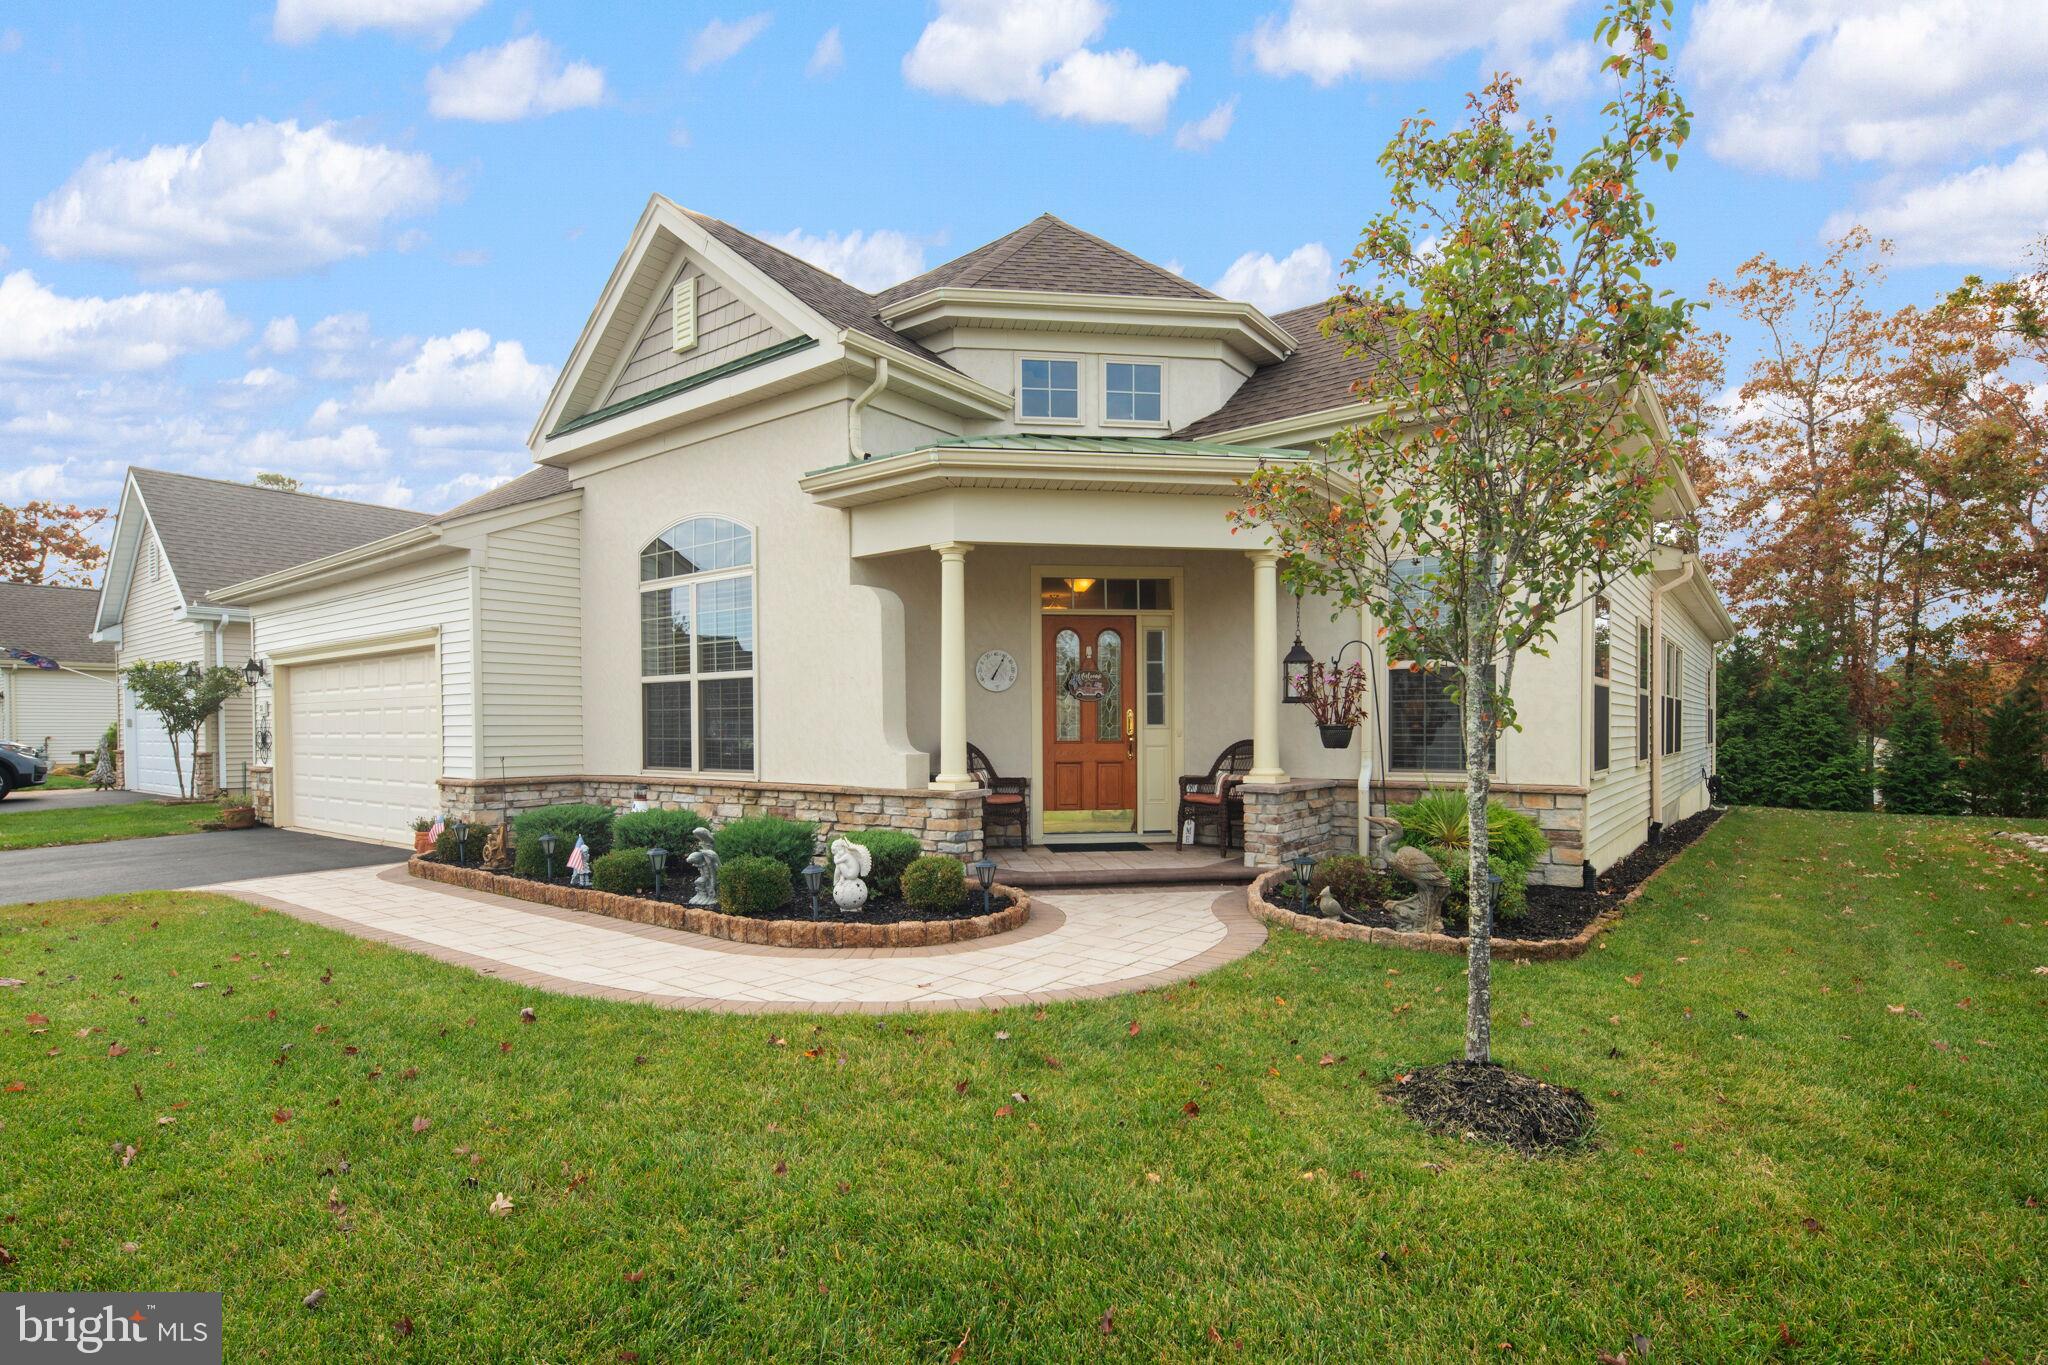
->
900, 854, 967, 914
591, 848, 657, 896
714, 815, 817, 878
719, 855, 792, 916
511, 803, 615, 877
612, 808, 709, 871
842, 829, 923, 897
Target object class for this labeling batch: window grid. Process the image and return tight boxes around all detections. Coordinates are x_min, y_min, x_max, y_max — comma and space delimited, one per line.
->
1388, 665, 1495, 773
640, 516, 756, 773
1104, 361, 1162, 424
1662, 639, 1683, 757
1592, 595, 1612, 773
1144, 629, 1166, 727
1636, 621, 1652, 762
1020, 358, 1079, 420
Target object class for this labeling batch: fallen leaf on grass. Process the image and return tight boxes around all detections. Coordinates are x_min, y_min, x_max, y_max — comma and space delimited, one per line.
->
1144, 1172, 1162, 1184
622, 1271, 645, 1284
272, 1109, 292, 1124
302, 1289, 325, 1310
947, 1328, 971, 1363
519, 1007, 536, 1024
411, 1116, 431, 1134
393, 1316, 413, 1339
488, 1192, 514, 1217
118, 1145, 137, 1168
993, 1105, 1013, 1119
1181, 1101, 1200, 1116
1097, 1308, 1115, 1336
0, 1245, 15, 1267
119, 1241, 139, 1254
4, 1082, 24, 1094
1800, 1217, 1824, 1236
772, 1161, 788, 1177
107, 1043, 128, 1058
24, 1013, 47, 1027
1126, 1021, 1141, 1038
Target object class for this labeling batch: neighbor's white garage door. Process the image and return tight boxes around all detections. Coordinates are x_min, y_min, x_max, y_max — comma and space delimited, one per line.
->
285, 650, 438, 845
124, 685, 183, 796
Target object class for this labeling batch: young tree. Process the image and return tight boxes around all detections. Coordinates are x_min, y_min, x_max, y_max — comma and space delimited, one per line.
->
1967, 673, 2048, 817
121, 662, 245, 799
1235, 0, 1693, 1063
1880, 684, 1962, 815
0, 500, 108, 586
1754, 621, 1868, 812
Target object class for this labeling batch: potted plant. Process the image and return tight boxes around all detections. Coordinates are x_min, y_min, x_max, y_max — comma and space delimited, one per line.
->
411, 817, 435, 854
219, 789, 258, 830
1300, 660, 1368, 748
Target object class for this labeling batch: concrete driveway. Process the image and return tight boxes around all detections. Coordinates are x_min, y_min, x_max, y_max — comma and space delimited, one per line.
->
1, 828, 407, 905
0, 786, 154, 812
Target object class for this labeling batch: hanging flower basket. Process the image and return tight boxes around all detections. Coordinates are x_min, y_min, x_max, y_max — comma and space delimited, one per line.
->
1300, 661, 1368, 749
1318, 723, 1356, 750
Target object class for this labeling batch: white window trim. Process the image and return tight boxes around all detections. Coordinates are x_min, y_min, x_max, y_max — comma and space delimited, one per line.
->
1099, 355, 1169, 430
638, 518, 759, 778
1591, 594, 1612, 778
1635, 619, 1652, 767
1015, 352, 1085, 426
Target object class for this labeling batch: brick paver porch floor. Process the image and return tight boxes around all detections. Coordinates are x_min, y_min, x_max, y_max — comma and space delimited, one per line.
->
197, 864, 1265, 1014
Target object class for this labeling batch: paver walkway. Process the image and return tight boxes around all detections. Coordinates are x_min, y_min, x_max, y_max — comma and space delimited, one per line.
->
199, 863, 1265, 1014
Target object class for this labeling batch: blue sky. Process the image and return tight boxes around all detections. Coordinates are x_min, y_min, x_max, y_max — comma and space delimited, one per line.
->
2, 0, 2042, 515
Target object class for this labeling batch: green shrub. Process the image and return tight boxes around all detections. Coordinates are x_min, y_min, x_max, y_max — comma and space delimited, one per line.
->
612, 808, 710, 866
719, 855, 792, 916
1881, 686, 1961, 815
714, 815, 817, 877
1434, 849, 1530, 926
511, 803, 615, 876
591, 848, 657, 896
843, 829, 923, 897
901, 855, 967, 914
1309, 854, 1386, 912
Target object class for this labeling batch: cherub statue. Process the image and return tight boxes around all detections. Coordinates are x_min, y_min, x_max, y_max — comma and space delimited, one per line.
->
685, 826, 720, 907
1366, 815, 1450, 934
829, 837, 871, 913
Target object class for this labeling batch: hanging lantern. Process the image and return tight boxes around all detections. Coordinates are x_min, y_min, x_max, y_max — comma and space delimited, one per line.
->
1282, 595, 1314, 703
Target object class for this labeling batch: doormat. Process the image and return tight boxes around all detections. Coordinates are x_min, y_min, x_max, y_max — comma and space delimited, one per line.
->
1046, 841, 1153, 853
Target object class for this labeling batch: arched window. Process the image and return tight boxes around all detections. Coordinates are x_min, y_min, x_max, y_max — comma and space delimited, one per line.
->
640, 517, 754, 772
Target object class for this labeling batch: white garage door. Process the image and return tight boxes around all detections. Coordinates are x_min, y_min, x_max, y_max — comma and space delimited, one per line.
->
285, 650, 438, 845
124, 686, 184, 796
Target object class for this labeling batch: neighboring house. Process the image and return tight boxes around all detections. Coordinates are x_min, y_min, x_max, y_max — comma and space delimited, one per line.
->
91, 470, 432, 797
0, 582, 119, 760
217, 197, 1735, 876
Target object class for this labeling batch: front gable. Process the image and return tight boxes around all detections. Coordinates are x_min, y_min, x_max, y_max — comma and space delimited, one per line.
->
93, 477, 193, 639
596, 252, 795, 411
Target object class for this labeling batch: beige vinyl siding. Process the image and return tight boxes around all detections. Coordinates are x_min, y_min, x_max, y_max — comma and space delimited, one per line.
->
1585, 564, 1655, 873
250, 554, 478, 779
602, 257, 787, 408
116, 523, 204, 669
208, 618, 255, 791
479, 507, 584, 777
1662, 602, 1716, 823
1, 665, 118, 755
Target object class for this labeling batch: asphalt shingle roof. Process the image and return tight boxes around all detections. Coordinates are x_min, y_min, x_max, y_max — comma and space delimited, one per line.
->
0, 582, 114, 664
876, 214, 1215, 306
432, 466, 572, 524
130, 469, 433, 605
1172, 301, 1376, 440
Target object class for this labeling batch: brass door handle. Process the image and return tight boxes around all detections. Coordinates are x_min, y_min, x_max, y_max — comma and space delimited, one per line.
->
1125, 707, 1135, 755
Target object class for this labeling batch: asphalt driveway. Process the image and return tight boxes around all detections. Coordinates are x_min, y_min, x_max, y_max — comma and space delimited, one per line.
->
0, 828, 407, 905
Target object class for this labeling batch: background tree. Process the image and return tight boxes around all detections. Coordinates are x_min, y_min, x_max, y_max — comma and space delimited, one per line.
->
1753, 621, 1868, 812
121, 662, 244, 799
1235, 0, 1692, 1064
1966, 672, 2047, 817
1712, 636, 1771, 805
253, 472, 302, 492
1880, 685, 1961, 815
0, 500, 108, 586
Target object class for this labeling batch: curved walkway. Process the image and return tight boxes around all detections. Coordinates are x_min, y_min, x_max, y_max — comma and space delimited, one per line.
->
198, 863, 1265, 1014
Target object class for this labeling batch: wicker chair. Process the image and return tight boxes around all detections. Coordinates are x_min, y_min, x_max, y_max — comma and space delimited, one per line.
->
1175, 739, 1255, 852
932, 743, 1031, 848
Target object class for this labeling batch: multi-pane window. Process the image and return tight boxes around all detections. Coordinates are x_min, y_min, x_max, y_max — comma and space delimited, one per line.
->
640, 516, 754, 772
1661, 638, 1683, 757
1144, 628, 1167, 727
1636, 621, 1652, 762
1592, 595, 1612, 773
1020, 358, 1079, 420
1104, 362, 1162, 423
1388, 665, 1495, 772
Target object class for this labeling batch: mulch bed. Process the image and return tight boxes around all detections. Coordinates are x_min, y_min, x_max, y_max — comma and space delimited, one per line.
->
1382, 1061, 1596, 1157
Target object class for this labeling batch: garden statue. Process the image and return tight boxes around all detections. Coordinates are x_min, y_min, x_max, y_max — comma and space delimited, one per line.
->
829, 837, 871, 913
685, 827, 720, 907
1366, 815, 1449, 934
90, 744, 116, 792
480, 823, 510, 871
1317, 885, 1343, 919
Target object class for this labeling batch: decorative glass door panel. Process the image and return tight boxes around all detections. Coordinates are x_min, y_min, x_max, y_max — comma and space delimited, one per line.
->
1042, 615, 1137, 833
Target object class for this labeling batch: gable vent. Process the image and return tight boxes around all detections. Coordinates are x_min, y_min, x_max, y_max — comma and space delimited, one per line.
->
670, 275, 698, 354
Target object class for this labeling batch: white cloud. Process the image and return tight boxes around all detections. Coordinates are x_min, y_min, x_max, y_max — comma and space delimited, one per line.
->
236, 423, 389, 472
688, 13, 772, 73
301, 311, 412, 381
0, 271, 244, 372
272, 0, 486, 46
1687, 0, 2048, 175
257, 315, 300, 355
408, 422, 523, 448
0, 462, 69, 501
903, 0, 1187, 132
215, 367, 298, 409
1824, 150, 2048, 268
1175, 97, 1237, 151
763, 229, 928, 292
31, 119, 446, 283
808, 26, 844, 77
668, 123, 692, 150
1246, 0, 1577, 84
427, 35, 606, 121
1211, 243, 1335, 313
352, 329, 552, 416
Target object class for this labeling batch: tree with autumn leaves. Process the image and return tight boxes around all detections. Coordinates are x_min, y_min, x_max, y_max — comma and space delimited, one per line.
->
1235, 0, 1693, 1066
0, 500, 107, 586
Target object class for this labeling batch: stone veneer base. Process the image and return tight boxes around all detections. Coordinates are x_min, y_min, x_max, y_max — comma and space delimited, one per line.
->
408, 856, 1031, 950
1245, 868, 1617, 963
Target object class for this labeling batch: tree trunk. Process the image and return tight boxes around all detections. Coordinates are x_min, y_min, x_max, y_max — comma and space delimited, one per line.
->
169, 732, 187, 800
1463, 570, 1495, 1065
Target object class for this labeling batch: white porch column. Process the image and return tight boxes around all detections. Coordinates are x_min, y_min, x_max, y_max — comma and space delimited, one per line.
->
1245, 549, 1288, 785
931, 541, 976, 790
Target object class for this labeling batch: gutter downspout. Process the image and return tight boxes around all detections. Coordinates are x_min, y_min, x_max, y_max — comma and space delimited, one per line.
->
848, 353, 889, 460
213, 621, 228, 794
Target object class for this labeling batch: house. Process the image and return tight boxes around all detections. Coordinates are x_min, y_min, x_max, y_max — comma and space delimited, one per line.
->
216, 198, 1735, 877
0, 582, 119, 761
90, 470, 432, 797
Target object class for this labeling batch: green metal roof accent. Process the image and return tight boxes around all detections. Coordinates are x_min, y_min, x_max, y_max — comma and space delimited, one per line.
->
807, 432, 1311, 476
550, 335, 818, 438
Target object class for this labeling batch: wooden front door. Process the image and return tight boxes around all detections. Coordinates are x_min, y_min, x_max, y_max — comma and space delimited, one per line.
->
1043, 615, 1137, 834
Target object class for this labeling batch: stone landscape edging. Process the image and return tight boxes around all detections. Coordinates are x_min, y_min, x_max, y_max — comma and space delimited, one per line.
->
408, 856, 1030, 949
1245, 868, 1619, 963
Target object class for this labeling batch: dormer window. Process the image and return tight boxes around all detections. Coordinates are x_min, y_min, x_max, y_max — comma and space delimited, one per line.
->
1019, 357, 1079, 421
1104, 361, 1163, 424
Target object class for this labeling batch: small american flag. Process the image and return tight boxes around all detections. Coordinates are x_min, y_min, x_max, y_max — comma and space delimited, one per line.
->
567, 836, 589, 875
428, 816, 445, 843
4, 647, 56, 670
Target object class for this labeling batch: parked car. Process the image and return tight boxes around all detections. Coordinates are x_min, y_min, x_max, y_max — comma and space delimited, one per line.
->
0, 741, 51, 799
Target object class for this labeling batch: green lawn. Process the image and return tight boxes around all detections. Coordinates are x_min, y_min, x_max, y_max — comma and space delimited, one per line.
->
39, 772, 95, 790
0, 800, 224, 849
1, 808, 2043, 1361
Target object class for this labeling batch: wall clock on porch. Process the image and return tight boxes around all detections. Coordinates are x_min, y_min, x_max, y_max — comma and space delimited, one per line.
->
975, 649, 1018, 692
